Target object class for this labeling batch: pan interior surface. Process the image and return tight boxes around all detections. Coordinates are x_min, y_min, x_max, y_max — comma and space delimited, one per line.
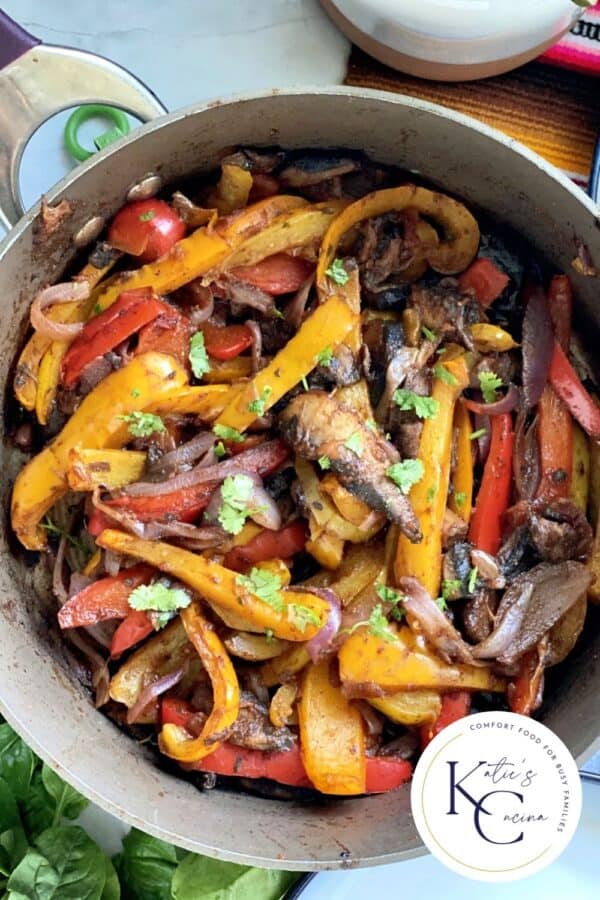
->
1, 89, 599, 870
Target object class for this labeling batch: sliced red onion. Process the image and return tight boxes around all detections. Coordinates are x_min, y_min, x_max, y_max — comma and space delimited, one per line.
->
127, 668, 185, 725
463, 383, 519, 417
30, 281, 89, 339
355, 700, 384, 737
513, 407, 541, 501
204, 473, 281, 531
52, 536, 69, 606
83, 621, 117, 650
65, 629, 110, 707
522, 285, 553, 408
68, 572, 94, 600
78, 356, 113, 395
245, 319, 263, 374
286, 274, 314, 329
145, 432, 216, 481
474, 412, 491, 464
399, 576, 475, 665
305, 588, 342, 663
104, 549, 123, 576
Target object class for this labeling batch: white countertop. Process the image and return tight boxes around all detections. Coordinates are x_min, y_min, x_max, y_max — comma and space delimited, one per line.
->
2, 0, 599, 895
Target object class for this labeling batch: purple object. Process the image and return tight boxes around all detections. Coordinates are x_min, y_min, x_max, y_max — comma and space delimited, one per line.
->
0, 10, 40, 70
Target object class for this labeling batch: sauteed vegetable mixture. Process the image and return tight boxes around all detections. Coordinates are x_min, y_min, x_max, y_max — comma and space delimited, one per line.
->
10, 149, 600, 796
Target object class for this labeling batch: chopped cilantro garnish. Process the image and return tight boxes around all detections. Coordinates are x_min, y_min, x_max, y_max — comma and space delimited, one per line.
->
189, 331, 211, 379
478, 370, 503, 404
138, 210, 156, 222
434, 364, 458, 386
318, 455, 331, 471
436, 596, 449, 613
367, 605, 397, 642
288, 604, 321, 632
325, 257, 349, 286
265, 628, 275, 644
376, 584, 403, 604
470, 428, 487, 441
130, 388, 141, 399
393, 388, 439, 420
344, 431, 364, 455
426, 485, 437, 503
454, 491, 467, 508
236, 567, 284, 611
218, 474, 256, 535
213, 424, 244, 442
214, 441, 226, 459
248, 385, 272, 416
421, 325, 438, 342
119, 411, 166, 437
128, 583, 191, 620
365, 418, 378, 433
301, 376, 309, 392
441, 578, 461, 601
315, 346, 334, 367
272, 307, 285, 319
93, 303, 103, 315
467, 566, 479, 593
386, 458, 424, 494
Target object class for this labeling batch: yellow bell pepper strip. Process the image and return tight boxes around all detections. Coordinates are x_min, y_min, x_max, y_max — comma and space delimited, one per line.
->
269, 682, 299, 728
67, 447, 147, 492
394, 356, 470, 597
210, 164, 253, 215
316, 186, 480, 289
306, 527, 345, 570
14, 253, 119, 411
339, 626, 506, 694
35, 343, 66, 425
261, 644, 311, 687
153, 384, 232, 419
469, 322, 519, 354
370, 690, 442, 726
95, 529, 329, 641
320, 473, 386, 530
82, 549, 102, 577
220, 201, 345, 270
449, 400, 473, 523
298, 660, 366, 795
571, 423, 590, 513
224, 631, 287, 662
214, 295, 357, 432
11, 352, 187, 551
201, 356, 253, 384
159, 600, 240, 764
109, 618, 190, 707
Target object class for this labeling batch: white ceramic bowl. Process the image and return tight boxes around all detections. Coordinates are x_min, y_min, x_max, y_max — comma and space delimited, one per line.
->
321, 0, 584, 80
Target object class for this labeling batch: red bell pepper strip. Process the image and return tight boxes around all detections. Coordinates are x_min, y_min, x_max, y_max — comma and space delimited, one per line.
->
110, 610, 154, 658
57, 564, 154, 629
106, 439, 290, 524
231, 253, 314, 295
458, 258, 509, 307
420, 692, 471, 748
202, 323, 253, 361
548, 341, 600, 441
223, 520, 308, 572
135, 307, 193, 369
469, 412, 514, 555
536, 275, 573, 501
61, 288, 170, 388
87, 508, 120, 537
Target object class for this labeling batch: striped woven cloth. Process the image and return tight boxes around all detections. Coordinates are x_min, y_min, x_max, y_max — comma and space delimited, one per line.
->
345, 51, 600, 190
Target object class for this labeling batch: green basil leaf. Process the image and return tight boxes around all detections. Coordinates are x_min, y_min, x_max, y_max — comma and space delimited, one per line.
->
41, 766, 88, 823
99, 858, 120, 900
115, 829, 178, 900
171, 854, 300, 900
0, 725, 35, 802
19, 773, 54, 841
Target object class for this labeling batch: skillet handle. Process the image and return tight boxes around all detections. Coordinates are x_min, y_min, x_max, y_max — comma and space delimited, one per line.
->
0, 12, 166, 231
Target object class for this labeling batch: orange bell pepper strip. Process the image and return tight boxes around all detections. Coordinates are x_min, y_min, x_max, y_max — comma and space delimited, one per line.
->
214, 294, 357, 433
469, 412, 514, 555
316, 186, 479, 290
95, 529, 329, 641
57, 564, 154, 629
536, 274, 573, 502
395, 356, 470, 598
11, 352, 188, 551
159, 600, 240, 763
449, 399, 473, 523
298, 660, 366, 795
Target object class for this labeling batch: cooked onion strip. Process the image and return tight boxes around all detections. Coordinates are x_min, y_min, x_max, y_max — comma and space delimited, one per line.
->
30, 282, 90, 339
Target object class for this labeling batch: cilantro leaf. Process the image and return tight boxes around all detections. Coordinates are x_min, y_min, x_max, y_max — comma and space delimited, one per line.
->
236, 567, 284, 611
454, 491, 467, 508
393, 388, 439, 420
315, 346, 334, 367
426, 485, 437, 503
434, 363, 458, 386
247, 386, 272, 416
386, 458, 424, 494
467, 566, 479, 593
318, 455, 331, 471
128, 582, 191, 616
375, 584, 403, 604
478, 370, 503, 404
189, 331, 211, 379
344, 431, 363, 455
470, 427, 487, 441
213, 423, 244, 442
218, 474, 256, 535
139, 209, 155, 222
436, 596, 449, 612
421, 325, 438, 342
119, 411, 166, 437
130, 388, 141, 399
214, 441, 226, 459
301, 376, 309, 391
325, 258, 349, 286
288, 604, 321, 632
367, 605, 397, 642
441, 578, 461, 601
